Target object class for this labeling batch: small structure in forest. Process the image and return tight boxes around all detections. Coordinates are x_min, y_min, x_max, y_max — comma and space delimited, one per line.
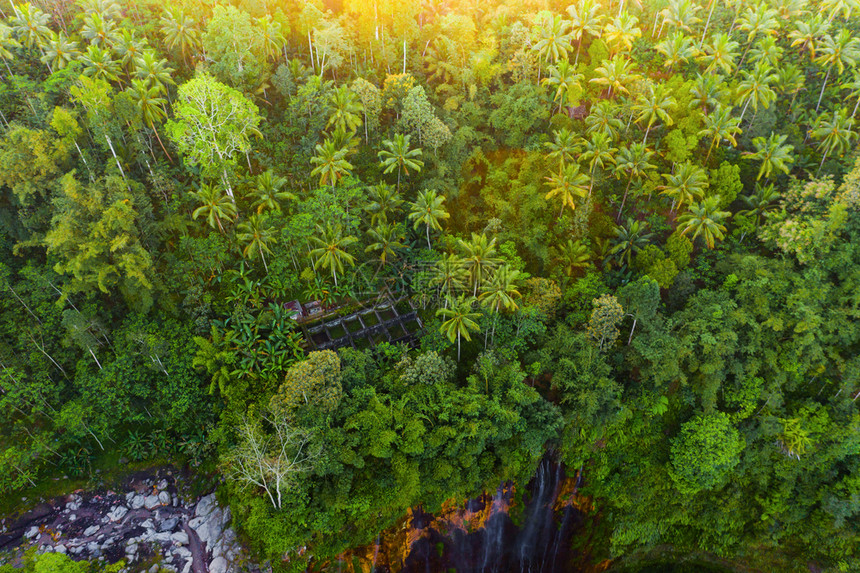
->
566, 104, 588, 120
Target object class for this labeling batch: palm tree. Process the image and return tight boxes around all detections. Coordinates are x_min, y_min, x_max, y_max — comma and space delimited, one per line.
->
789, 16, 831, 61
378, 134, 424, 189
581, 132, 618, 196
190, 183, 237, 234
311, 138, 354, 188
612, 218, 654, 268
677, 196, 730, 249
737, 182, 779, 229
813, 29, 860, 112
660, 0, 702, 34
614, 143, 656, 220
590, 55, 640, 97
655, 31, 698, 71
408, 189, 450, 249
689, 73, 727, 114
743, 133, 794, 180
545, 163, 590, 218
256, 15, 285, 63
459, 233, 501, 297
11, 3, 50, 56
585, 100, 624, 141
736, 2, 780, 65
542, 61, 583, 114
81, 12, 119, 48
634, 83, 677, 145
552, 238, 592, 278
365, 222, 405, 266
0, 23, 20, 79
365, 183, 404, 225
430, 254, 467, 305
532, 14, 573, 70
250, 170, 295, 214
309, 224, 358, 287
819, 0, 857, 22
80, 44, 121, 83
659, 161, 708, 213
135, 50, 176, 94
327, 85, 364, 133
842, 69, 860, 117
774, 63, 806, 114
812, 107, 857, 174
698, 33, 739, 75
749, 36, 784, 68
127, 79, 171, 159
479, 265, 522, 343
237, 214, 277, 274
698, 105, 742, 162
437, 295, 481, 361
41, 31, 79, 71
735, 60, 777, 124
544, 128, 581, 172
160, 7, 199, 66
567, 0, 604, 65
114, 30, 147, 76
604, 11, 641, 55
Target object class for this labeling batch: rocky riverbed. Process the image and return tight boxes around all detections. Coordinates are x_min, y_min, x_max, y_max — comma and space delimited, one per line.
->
0, 468, 256, 573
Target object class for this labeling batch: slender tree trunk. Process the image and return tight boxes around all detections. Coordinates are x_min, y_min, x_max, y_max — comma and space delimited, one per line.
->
260, 247, 269, 274
816, 66, 831, 112
700, 1, 715, 48
817, 148, 830, 176
738, 97, 751, 125
152, 125, 173, 162
642, 123, 652, 145
852, 96, 860, 118
627, 316, 637, 345
104, 134, 127, 181
617, 177, 633, 222
426, 223, 431, 249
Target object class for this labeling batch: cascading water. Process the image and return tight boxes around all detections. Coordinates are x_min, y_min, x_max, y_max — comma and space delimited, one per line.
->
400, 456, 582, 573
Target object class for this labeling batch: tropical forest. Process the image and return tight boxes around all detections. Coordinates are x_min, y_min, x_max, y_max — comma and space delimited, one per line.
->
0, 0, 859, 572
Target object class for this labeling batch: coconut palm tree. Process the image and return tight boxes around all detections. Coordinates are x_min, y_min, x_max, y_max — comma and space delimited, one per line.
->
634, 83, 677, 145
659, 161, 708, 213
0, 23, 20, 79
812, 107, 857, 174
479, 265, 523, 343
408, 189, 450, 249
542, 61, 583, 114
41, 31, 79, 72
135, 50, 176, 93
749, 36, 784, 68
459, 233, 501, 297
311, 138, 354, 188
813, 29, 860, 112
127, 79, 172, 159
775, 63, 806, 114
190, 183, 237, 234
789, 15, 831, 61
699, 106, 742, 163
532, 14, 573, 68
698, 33, 739, 75
656, 31, 698, 71
545, 163, 590, 218
567, 0, 604, 65
11, 3, 50, 56
615, 143, 656, 220
365, 222, 406, 266
604, 11, 641, 55
327, 85, 364, 134
430, 254, 467, 305
611, 218, 654, 268
309, 224, 358, 287
114, 30, 147, 77
81, 12, 119, 48
552, 238, 592, 278
677, 196, 730, 249
160, 7, 199, 66
689, 73, 727, 113
237, 215, 277, 274
737, 183, 779, 228
743, 133, 795, 180
80, 44, 121, 83
819, 0, 857, 22
590, 55, 640, 98
249, 170, 295, 214
365, 183, 404, 225
660, 0, 702, 34
585, 100, 624, 141
736, 2, 780, 66
545, 128, 582, 172
256, 15, 285, 63
378, 134, 424, 189
842, 69, 860, 117
581, 132, 618, 196
437, 295, 481, 361
735, 60, 777, 124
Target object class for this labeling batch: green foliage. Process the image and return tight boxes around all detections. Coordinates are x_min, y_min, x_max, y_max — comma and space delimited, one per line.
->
670, 412, 745, 495
270, 351, 343, 424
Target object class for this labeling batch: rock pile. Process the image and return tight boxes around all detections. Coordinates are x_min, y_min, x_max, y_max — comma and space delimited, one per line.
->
0, 470, 253, 573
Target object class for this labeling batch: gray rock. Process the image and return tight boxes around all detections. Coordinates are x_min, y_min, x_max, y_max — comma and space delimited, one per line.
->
126, 542, 138, 555
83, 525, 100, 537
158, 490, 171, 505
193, 508, 224, 547
86, 541, 100, 557
148, 566, 160, 573
125, 491, 135, 503
174, 546, 192, 560
170, 531, 189, 545
141, 518, 154, 530
159, 517, 179, 532
108, 505, 128, 522
68, 514, 77, 521
144, 494, 161, 510
66, 501, 80, 511
24, 526, 39, 539
180, 561, 192, 573
209, 557, 228, 573
157, 478, 169, 490
187, 516, 204, 529
55, 544, 67, 554
130, 494, 145, 510
195, 493, 217, 518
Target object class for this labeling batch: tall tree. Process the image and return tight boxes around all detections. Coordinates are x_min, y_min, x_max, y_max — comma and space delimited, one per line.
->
378, 134, 424, 189
190, 183, 237, 234
659, 161, 709, 213
310, 138, 353, 188
813, 29, 860, 112
634, 83, 677, 145
614, 143, 656, 220
743, 133, 795, 180
567, 0, 604, 65
407, 189, 450, 249
677, 196, 731, 249
545, 163, 590, 218
309, 224, 358, 287
436, 295, 481, 361
237, 214, 277, 274
812, 107, 857, 174
458, 233, 501, 297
